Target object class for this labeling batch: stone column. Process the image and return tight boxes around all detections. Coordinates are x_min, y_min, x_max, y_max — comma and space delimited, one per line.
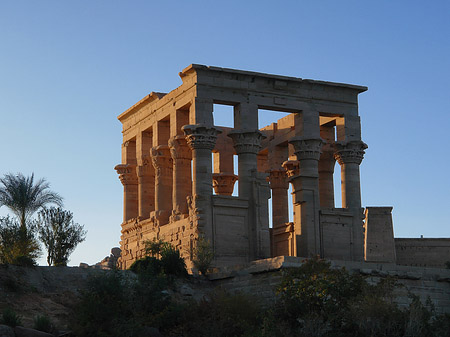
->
318, 148, 336, 208
282, 159, 300, 253
136, 155, 155, 219
319, 124, 335, 208
334, 140, 367, 209
229, 129, 266, 259
334, 140, 367, 261
168, 135, 192, 221
228, 130, 265, 198
115, 164, 138, 222
150, 145, 173, 224
289, 137, 324, 258
267, 169, 289, 228
182, 124, 221, 239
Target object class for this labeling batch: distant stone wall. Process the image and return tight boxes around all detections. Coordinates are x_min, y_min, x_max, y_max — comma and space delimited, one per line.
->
209, 256, 450, 313
395, 238, 450, 268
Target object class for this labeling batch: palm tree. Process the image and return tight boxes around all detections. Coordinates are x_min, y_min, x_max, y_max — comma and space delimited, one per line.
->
0, 173, 63, 230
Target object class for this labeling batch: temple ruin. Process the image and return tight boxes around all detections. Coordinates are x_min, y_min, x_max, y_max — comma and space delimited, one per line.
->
115, 64, 449, 270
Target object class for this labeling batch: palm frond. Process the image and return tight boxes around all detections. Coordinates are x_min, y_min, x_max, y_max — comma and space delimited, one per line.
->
0, 173, 63, 226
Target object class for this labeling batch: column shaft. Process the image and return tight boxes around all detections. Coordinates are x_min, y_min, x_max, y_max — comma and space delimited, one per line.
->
151, 145, 173, 224
183, 124, 221, 239
288, 137, 324, 258
136, 156, 155, 219
334, 140, 367, 209
268, 169, 289, 227
318, 151, 336, 208
169, 135, 192, 220
334, 140, 368, 261
229, 129, 266, 260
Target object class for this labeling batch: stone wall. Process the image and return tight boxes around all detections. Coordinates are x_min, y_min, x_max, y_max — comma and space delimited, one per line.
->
209, 256, 450, 313
395, 238, 450, 268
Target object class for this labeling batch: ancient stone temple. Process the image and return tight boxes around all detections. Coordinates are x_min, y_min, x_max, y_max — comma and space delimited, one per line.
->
114, 64, 401, 270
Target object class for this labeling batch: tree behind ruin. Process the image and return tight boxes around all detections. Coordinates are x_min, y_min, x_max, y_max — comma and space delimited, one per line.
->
37, 207, 86, 266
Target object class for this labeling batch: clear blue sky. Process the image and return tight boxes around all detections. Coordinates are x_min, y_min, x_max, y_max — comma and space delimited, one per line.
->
0, 1, 449, 266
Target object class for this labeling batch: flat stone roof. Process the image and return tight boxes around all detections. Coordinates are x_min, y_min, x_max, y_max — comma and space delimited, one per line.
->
181, 64, 368, 93
119, 64, 368, 120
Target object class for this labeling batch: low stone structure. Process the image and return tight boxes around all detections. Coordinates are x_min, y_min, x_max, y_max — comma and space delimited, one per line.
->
115, 64, 449, 270
209, 256, 450, 314
395, 238, 450, 268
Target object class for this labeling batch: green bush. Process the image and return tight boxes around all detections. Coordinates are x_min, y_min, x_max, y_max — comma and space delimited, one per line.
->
192, 237, 214, 275
276, 257, 365, 324
71, 271, 138, 336
129, 256, 162, 275
0, 216, 40, 266
131, 239, 187, 279
178, 290, 263, 337
33, 315, 53, 333
1, 308, 22, 327
431, 313, 450, 337
160, 244, 187, 278
71, 270, 182, 336
3, 276, 20, 292
72, 256, 450, 337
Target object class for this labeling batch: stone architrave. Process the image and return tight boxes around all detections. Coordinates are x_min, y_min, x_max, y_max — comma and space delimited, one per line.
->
115, 164, 138, 222
168, 135, 192, 221
136, 155, 154, 219
288, 136, 325, 258
150, 145, 173, 224
334, 140, 367, 209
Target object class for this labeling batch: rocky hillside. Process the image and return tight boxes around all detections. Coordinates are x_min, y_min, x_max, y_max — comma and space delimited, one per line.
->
0, 264, 213, 336
0, 265, 108, 331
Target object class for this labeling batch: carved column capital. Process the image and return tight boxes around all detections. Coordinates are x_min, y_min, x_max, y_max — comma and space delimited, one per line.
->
289, 136, 325, 161
334, 140, 368, 165
267, 169, 289, 190
281, 160, 300, 179
182, 124, 222, 150
136, 155, 153, 177
151, 145, 173, 176
212, 173, 238, 196
115, 164, 138, 185
168, 135, 192, 160
228, 129, 266, 155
